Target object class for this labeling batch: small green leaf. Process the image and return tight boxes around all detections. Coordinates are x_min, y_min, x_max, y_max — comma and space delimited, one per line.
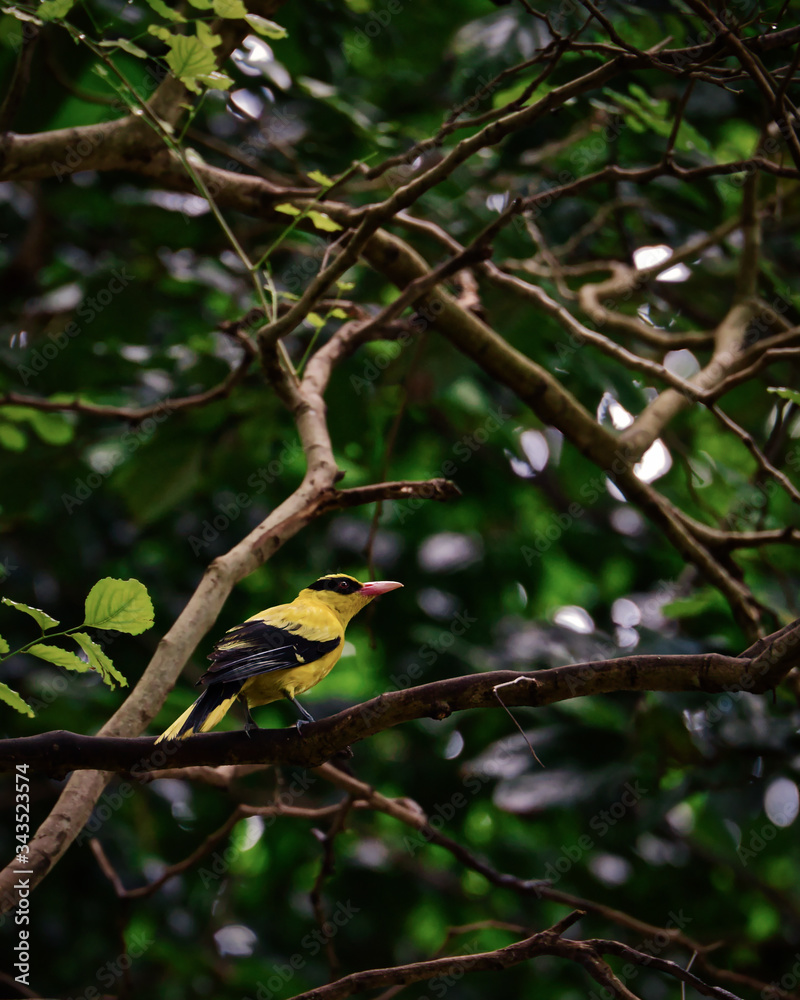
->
98, 38, 149, 59
2, 598, 59, 630
84, 578, 154, 635
275, 203, 301, 216
0, 407, 35, 423
244, 13, 287, 38
148, 24, 174, 42
186, 0, 213, 6
767, 387, 800, 406
37, 0, 75, 20
308, 170, 334, 186
197, 70, 234, 90
330, 308, 348, 320
662, 589, 722, 619
144, 0, 186, 21
164, 35, 218, 93
214, 0, 248, 17
0, 422, 27, 452
337, 280, 355, 292
71, 632, 128, 688
0, 682, 34, 718
27, 409, 75, 446
0, 634, 9, 655
308, 210, 342, 233
28, 643, 90, 672
196, 20, 221, 49
306, 312, 326, 329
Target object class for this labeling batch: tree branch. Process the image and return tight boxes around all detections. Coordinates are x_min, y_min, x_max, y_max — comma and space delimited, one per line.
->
4, 620, 800, 778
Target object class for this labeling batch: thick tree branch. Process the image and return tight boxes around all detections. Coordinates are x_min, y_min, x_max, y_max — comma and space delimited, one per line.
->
4, 620, 800, 778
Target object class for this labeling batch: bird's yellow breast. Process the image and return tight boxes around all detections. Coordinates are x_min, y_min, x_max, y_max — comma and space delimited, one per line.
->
239, 597, 345, 707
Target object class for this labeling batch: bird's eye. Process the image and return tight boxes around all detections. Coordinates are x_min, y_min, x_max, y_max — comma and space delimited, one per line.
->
338, 581, 350, 592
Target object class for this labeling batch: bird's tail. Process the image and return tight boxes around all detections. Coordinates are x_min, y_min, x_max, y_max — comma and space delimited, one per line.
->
156, 682, 242, 742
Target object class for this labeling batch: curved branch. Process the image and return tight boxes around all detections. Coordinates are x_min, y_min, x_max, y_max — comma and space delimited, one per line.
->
0, 336, 256, 424
4, 620, 800, 778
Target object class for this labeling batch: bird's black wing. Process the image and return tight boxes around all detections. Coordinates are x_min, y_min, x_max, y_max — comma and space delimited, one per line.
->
199, 619, 340, 686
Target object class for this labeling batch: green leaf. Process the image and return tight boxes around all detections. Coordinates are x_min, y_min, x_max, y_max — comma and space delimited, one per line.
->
767, 387, 800, 406
186, 0, 214, 6
662, 590, 721, 619
213, 0, 248, 17
0, 635, 8, 655
0, 422, 27, 452
71, 632, 128, 688
164, 35, 219, 93
196, 70, 234, 91
27, 409, 75, 446
2, 598, 59, 630
148, 24, 174, 42
98, 39, 149, 59
306, 312, 326, 329
83, 578, 154, 635
308, 170, 334, 186
144, 0, 186, 21
244, 13, 287, 38
1, 407, 41, 424
37, 0, 75, 20
0, 682, 34, 718
307, 210, 342, 232
275, 203, 301, 216
196, 20, 221, 49
330, 308, 348, 319
28, 643, 90, 672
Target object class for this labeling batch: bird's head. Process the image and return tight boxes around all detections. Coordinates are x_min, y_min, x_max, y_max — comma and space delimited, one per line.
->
302, 574, 403, 625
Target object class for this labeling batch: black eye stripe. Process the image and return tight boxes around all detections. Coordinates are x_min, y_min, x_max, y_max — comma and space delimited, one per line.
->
308, 575, 360, 593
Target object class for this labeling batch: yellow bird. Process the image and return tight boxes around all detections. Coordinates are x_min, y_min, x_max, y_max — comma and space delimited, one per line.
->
156, 574, 402, 741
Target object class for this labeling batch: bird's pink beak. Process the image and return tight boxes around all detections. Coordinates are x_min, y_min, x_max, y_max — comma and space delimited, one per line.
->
360, 580, 403, 597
